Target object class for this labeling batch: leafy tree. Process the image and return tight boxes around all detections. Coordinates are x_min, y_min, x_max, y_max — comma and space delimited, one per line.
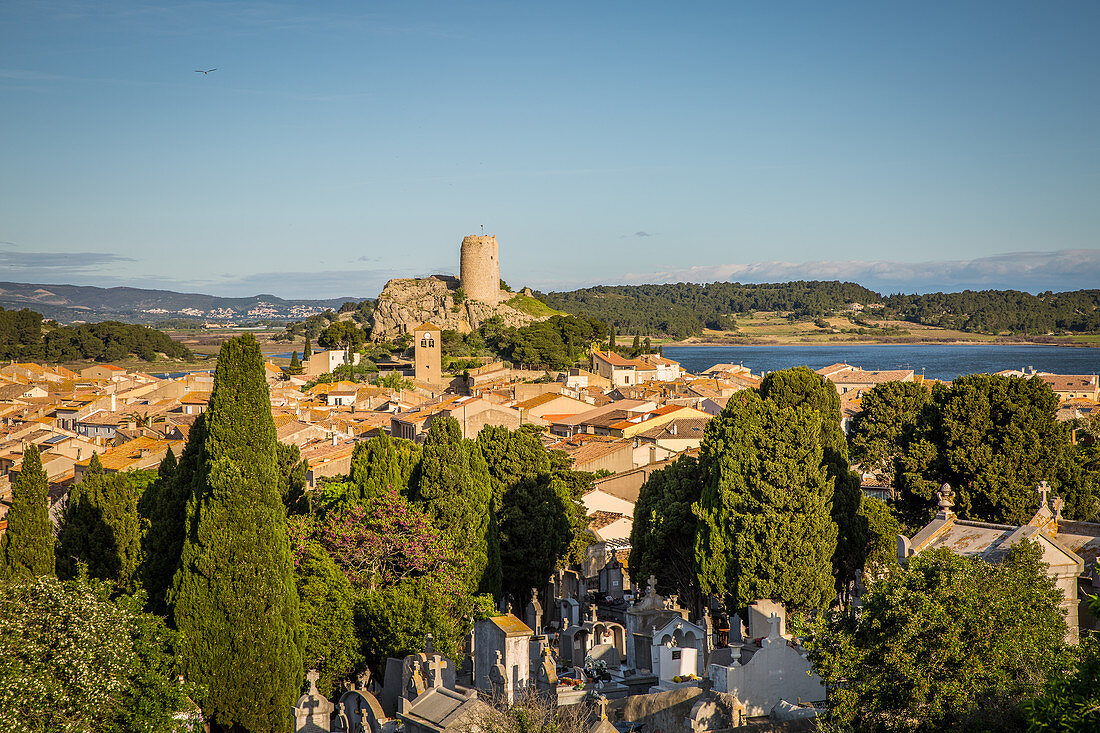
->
759, 367, 862, 583
896, 375, 1087, 526
694, 390, 837, 613
476, 425, 551, 498
168, 334, 302, 733
292, 490, 466, 594
355, 579, 485, 678
810, 542, 1068, 732
538, 281, 884, 339
857, 495, 900, 577
411, 417, 499, 596
0, 574, 197, 733
629, 455, 704, 609
287, 350, 303, 375
317, 320, 365, 357
288, 488, 479, 679
0, 444, 54, 580
848, 380, 931, 488
483, 315, 606, 370
499, 475, 575, 604
56, 461, 155, 594
372, 372, 414, 391
294, 542, 362, 697
1024, 593, 1100, 730
476, 426, 584, 603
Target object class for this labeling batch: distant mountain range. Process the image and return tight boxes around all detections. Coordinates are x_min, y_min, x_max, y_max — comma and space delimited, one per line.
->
0, 282, 365, 324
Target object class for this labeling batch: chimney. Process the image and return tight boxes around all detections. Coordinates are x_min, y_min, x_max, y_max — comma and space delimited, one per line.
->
331, 432, 338, 447
109, 393, 116, 412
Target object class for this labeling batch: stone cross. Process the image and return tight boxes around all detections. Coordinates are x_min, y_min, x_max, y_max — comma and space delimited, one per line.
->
1038, 480, 1051, 507
334, 703, 350, 732
767, 612, 781, 637
588, 604, 598, 623
647, 575, 658, 598
595, 694, 609, 720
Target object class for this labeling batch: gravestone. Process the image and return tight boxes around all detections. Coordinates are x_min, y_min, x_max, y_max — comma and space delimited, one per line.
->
534, 647, 559, 701
588, 643, 621, 669
293, 670, 334, 733
525, 588, 544, 634
336, 684, 387, 733
489, 650, 509, 704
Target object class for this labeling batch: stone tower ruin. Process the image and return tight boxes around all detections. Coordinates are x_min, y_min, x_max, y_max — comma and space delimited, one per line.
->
459, 234, 502, 305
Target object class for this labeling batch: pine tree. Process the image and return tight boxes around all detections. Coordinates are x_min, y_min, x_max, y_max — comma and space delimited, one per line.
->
169, 334, 302, 733
0, 444, 54, 579
56, 455, 153, 593
694, 390, 837, 612
287, 350, 303, 376
411, 417, 499, 596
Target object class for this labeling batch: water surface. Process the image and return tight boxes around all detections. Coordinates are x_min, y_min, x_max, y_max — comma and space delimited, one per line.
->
662, 344, 1100, 381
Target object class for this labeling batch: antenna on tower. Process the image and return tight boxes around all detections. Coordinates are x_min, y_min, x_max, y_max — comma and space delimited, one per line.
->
480, 224, 485, 235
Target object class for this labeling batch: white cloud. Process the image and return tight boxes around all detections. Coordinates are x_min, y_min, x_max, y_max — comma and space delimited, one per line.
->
618, 249, 1100, 294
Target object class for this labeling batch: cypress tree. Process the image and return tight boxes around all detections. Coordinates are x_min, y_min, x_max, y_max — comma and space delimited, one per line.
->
138, 446, 186, 613
694, 390, 837, 613
348, 432, 421, 502
56, 458, 153, 593
411, 417, 499, 596
607, 324, 616, 351
169, 334, 302, 733
0, 444, 54, 579
759, 367, 863, 584
302, 338, 312, 360
287, 350, 303, 376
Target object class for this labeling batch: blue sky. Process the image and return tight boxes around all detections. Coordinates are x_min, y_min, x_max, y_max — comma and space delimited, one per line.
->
2, 1, 1098, 299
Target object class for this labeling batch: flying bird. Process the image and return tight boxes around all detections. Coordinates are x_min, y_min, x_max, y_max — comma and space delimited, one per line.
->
194, 68, 217, 74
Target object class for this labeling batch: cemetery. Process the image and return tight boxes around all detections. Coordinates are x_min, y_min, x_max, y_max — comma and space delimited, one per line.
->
285, 574, 826, 732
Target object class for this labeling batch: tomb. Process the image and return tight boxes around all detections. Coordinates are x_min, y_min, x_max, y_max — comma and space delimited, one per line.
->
473, 612, 533, 704
706, 607, 824, 717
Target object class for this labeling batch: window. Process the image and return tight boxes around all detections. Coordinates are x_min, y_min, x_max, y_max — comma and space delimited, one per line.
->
420, 338, 434, 348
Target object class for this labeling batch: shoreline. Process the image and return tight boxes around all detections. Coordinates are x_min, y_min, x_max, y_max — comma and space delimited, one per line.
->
662, 337, 1097, 348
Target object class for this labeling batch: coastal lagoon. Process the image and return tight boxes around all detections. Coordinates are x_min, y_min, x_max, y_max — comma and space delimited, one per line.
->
663, 344, 1100, 381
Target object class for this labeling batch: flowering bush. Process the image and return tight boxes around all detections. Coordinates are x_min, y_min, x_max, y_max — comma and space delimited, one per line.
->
289, 489, 467, 596
0, 575, 198, 732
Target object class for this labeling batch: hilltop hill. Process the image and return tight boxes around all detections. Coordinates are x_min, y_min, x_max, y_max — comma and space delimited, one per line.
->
369, 275, 556, 340
538, 282, 1100, 339
0, 282, 361, 324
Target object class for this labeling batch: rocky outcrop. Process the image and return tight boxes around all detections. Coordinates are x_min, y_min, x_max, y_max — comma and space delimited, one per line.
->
369, 275, 546, 341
